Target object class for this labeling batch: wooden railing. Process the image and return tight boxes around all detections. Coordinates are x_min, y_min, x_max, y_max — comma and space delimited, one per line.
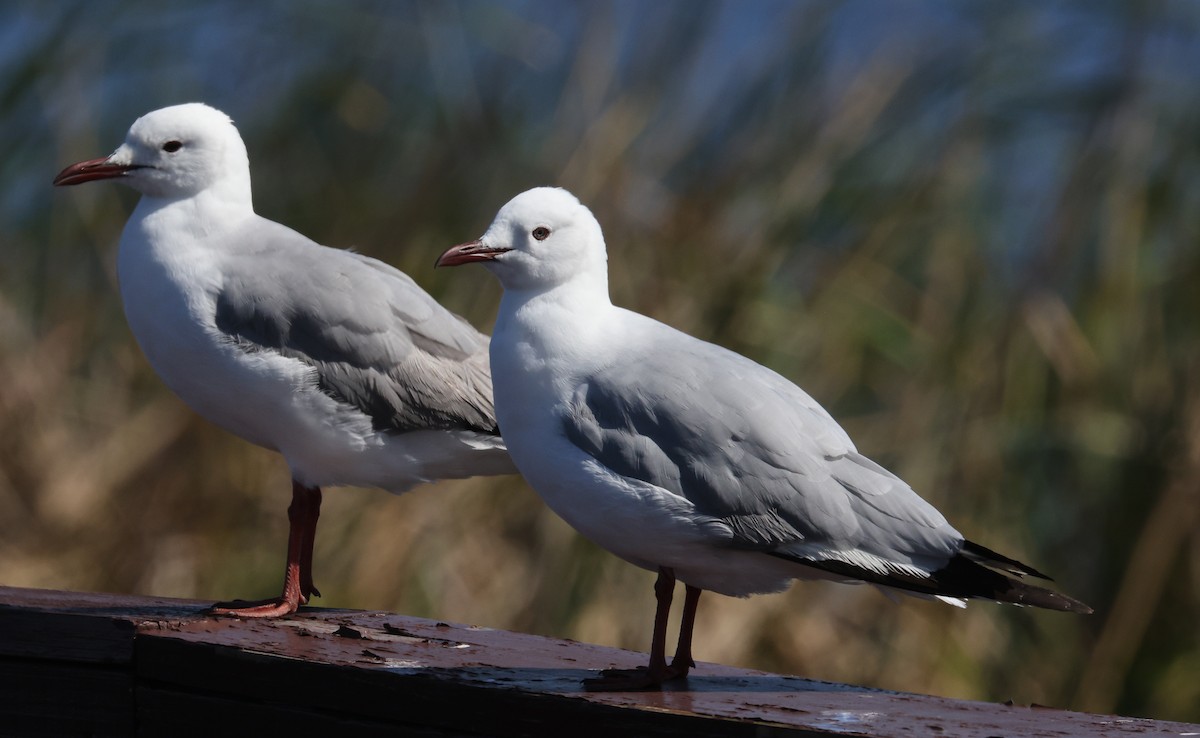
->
1, 585, 1195, 737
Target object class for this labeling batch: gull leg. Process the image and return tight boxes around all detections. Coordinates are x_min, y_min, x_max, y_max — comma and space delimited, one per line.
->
669, 584, 702, 675
584, 566, 692, 691
644, 566, 675, 678
298, 484, 322, 601
210, 481, 322, 618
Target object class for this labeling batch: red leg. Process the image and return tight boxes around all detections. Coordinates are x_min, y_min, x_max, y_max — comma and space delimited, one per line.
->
644, 566, 675, 678
584, 567, 694, 691
298, 484, 322, 600
210, 481, 322, 618
669, 584, 702, 674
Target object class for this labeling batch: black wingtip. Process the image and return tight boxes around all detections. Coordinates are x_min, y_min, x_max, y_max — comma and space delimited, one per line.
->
772, 548, 1093, 614
931, 552, 1093, 613
961, 540, 1053, 581
981, 569, 1092, 613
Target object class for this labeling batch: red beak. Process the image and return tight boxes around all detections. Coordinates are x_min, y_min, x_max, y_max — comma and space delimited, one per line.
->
435, 240, 511, 268
52, 156, 135, 186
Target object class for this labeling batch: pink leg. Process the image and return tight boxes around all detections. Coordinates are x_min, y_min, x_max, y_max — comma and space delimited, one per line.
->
210, 481, 322, 618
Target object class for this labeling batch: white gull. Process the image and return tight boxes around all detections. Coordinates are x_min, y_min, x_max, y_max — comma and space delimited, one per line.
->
54, 103, 514, 617
437, 186, 1090, 689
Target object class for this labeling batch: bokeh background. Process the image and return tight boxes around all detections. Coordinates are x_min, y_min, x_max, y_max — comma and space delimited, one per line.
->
2, 0, 1198, 722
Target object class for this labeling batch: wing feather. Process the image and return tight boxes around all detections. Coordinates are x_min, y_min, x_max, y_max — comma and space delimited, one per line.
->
214, 217, 499, 435
560, 325, 962, 574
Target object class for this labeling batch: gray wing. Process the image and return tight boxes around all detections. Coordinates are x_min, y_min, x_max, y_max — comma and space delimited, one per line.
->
561, 324, 962, 576
214, 217, 498, 435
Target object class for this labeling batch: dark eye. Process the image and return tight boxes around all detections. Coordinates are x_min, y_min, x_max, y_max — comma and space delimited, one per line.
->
162, 140, 183, 153
532, 226, 551, 241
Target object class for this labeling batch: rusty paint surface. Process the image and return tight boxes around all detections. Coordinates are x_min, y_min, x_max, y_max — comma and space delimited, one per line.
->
147, 609, 1200, 737
3, 585, 1198, 738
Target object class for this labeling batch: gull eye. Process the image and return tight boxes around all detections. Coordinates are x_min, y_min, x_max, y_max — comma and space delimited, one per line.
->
532, 226, 551, 241
162, 140, 183, 153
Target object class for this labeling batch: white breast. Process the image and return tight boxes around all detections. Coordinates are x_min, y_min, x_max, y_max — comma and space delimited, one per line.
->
117, 203, 510, 493
489, 290, 789, 595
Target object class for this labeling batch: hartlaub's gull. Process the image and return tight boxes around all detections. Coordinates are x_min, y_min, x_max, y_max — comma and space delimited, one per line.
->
437, 186, 1091, 690
54, 103, 514, 617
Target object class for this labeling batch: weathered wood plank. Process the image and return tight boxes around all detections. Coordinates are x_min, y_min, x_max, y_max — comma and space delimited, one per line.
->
134, 633, 808, 737
135, 610, 1194, 738
135, 686, 470, 738
0, 603, 136, 663
0, 585, 203, 662
1, 585, 1197, 738
0, 659, 135, 737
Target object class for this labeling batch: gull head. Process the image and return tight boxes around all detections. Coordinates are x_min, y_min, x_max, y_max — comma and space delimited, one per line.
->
54, 103, 251, 202
437, 187, 607, 292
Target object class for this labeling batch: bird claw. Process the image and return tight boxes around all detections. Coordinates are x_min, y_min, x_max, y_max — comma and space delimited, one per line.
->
207, 596, 302, 619
582, 664, 689, 692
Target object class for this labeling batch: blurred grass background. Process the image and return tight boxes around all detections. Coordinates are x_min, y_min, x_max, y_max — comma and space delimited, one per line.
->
1, 0, 1198, 722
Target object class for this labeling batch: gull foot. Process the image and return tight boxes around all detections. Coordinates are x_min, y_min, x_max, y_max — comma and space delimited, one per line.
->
582, 664, 689, 692
208, 596, 303, 619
